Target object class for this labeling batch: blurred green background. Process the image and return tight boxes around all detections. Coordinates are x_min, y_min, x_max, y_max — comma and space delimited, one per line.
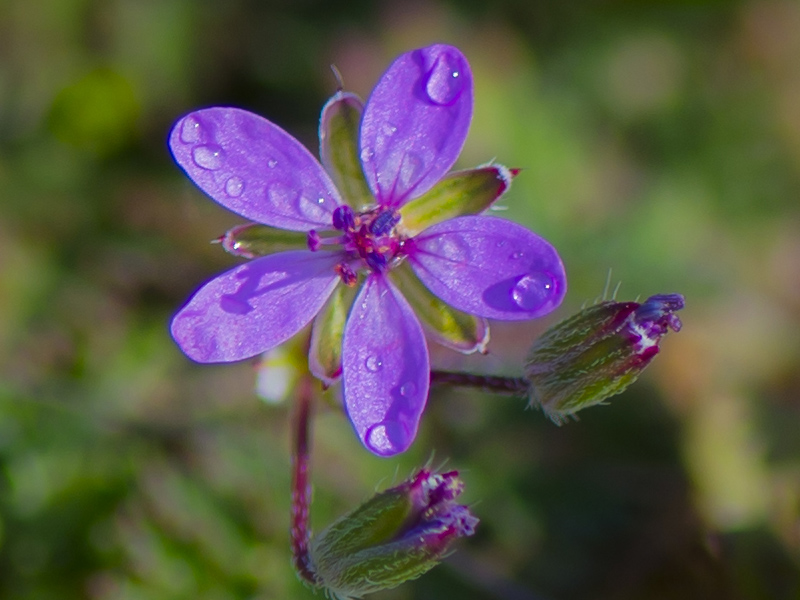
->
1, 0, 799, 598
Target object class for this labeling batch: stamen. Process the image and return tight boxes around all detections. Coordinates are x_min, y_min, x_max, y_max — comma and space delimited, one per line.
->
307, 230, 322, 252
332, 205, 356, 231
335, 263, 358, 287
369, 209, 400, 236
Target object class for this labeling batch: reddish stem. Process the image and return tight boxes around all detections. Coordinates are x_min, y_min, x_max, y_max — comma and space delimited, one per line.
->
290, 376, 318, 586
430, 370, 529, 395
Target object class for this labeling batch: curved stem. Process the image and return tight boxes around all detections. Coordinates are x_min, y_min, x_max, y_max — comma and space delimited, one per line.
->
290, 376, 318, 586
430, 370, 529, 396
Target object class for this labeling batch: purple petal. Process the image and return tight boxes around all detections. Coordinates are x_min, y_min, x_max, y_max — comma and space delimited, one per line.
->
342, 274, 429, 457
171, 251, 341, 362
360, 44, 473, 208
169, 107, 341, 231
408, 216, 567, 320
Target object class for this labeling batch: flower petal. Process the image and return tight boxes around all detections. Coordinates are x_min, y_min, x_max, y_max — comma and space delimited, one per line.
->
342, 274, 429, 457
398, 165, 516, 236
169, 107, 340, 231
360, 44, 473, 207
319, 92, 373, 209
171, 251, 341, 363
408, 216, 567, 320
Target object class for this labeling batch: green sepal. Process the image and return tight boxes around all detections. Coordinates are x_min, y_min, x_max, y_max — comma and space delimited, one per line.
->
398, 165, 516, 236
308, 470, 476, 598
524, 301, 650, 424
309, 283, 353, 386
319, 540, 443, 598
219, 223, 308, 258
319, 91, 373, 209
391, 262, 489, 354
311, 487, 415, 562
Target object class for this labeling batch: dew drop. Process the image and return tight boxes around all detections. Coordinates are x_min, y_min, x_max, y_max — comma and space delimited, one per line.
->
511, 272, 557, 311
423, 51, 465, 106
365, 424, 389, 453
365, 354, 383, 372
296, 194, 329, 221
496, 240, 506, 248
192, 144, 224, 170
510, 251, 524, 260
179, 116, 203, 143
398, 152, 425, 191
399, 381, 417, 398
365, 420, 407, 455
267, 159, 278, 168
266, 181, 298, 207
360, 147, 374, 163
381, 123, 397, 137
225, 176, 244, 197
429, 233, 472, 262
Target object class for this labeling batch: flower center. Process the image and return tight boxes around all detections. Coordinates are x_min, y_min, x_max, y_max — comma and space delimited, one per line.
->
307, 205, 407, 285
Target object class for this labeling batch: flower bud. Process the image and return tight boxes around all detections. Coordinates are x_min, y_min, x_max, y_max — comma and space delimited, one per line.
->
308, 469, 478, 598
525, 293, 685, 423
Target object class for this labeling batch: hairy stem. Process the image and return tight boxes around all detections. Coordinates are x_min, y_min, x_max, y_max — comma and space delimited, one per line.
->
430, 370, 529, 396
290, 376, 317, 586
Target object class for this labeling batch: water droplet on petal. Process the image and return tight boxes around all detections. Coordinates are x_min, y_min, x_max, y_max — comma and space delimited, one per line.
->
225, 176, 244, 197
511, 272, 558, 311
296, 194, 330, 221
510, 251, 524, 260
399, 381, 417, 398
192, 144, 224, 170
179, 116, 203, 143
398, 152, 425, 191
365, 354, 383, 372
365, 420, 408, 455
423, 51, 465, 106
381, 122, 397, 137
496, 240, 506, 248
427, 233, 472, 262
267, 159, 278, 168
360, 147, 374, 163
266, 181, 299, 209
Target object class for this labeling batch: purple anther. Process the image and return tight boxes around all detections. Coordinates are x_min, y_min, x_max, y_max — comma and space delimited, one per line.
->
364, 250, 388, 272
369, 209, 401, 235
335, 263, 358, 287
332, 205, 356, 231
307, 229, 322, 252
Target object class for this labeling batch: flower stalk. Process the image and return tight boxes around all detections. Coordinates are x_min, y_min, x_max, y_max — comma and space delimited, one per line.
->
290, 376, 317, 586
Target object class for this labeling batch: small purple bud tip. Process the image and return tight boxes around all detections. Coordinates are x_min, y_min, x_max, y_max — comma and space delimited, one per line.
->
634, 294, 685, 327
627, 293, 685, 352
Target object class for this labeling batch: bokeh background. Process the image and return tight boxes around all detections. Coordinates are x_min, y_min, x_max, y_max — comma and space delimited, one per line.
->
1, 0, 799, 598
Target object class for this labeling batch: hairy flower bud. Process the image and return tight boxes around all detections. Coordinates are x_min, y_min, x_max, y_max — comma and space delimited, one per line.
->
308, 469, 478, 598
525, 293, 685, 423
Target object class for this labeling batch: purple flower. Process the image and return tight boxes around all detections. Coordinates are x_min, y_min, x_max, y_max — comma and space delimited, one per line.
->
169, 44, 567, 456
